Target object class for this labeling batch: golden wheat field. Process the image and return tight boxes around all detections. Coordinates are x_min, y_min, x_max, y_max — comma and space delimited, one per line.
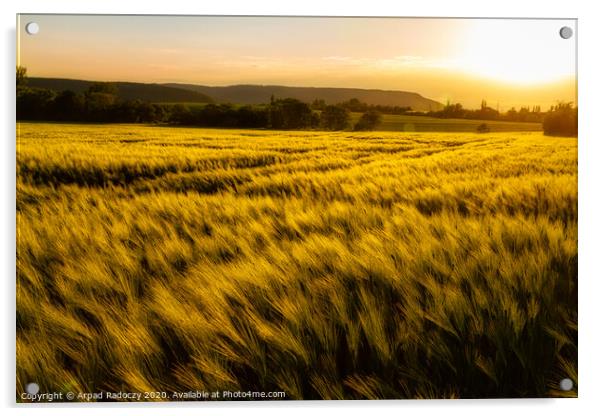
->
16, 122, 577, 400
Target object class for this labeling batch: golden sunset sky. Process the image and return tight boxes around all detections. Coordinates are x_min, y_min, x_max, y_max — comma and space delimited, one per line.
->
17, 15, 576, 110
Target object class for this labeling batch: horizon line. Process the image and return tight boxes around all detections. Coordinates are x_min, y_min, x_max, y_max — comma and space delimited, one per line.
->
23, 74, 578, 110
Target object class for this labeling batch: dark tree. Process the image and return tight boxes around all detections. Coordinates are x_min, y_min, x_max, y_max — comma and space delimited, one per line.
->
439, 102, 466, 118
16, 66, 27, 88
543, 102, 577, 137
310, 111, 321, 128
16, 88, 56, 120
51, 90, 85, 121
475, 100, 499, 120
340, 98, 368, 112
320, 105, 350, 130
311, 99, 327, 111
236, 105, 268, 128
354, 110, 382, 131
85, 92, 117, 121
169, 104, 193, 125
83, 83, 119, 121
270, 98, 313, 130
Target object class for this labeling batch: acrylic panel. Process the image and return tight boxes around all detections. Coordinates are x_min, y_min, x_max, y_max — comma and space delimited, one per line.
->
16, 15, 577, 402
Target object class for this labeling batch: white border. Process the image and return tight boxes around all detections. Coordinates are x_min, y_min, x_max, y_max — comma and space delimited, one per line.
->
3, 1, 601, 415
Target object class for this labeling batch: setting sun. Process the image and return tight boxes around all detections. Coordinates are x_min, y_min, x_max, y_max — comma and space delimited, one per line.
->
457, 19, 576, 85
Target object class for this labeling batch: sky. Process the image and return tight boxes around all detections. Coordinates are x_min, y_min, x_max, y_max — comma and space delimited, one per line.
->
17, 15, 577, 110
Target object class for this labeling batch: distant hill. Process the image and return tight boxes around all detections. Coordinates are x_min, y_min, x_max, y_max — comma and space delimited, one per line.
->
164, 83, 444, 111
26, 78, 214, 104
26, 77, 443, 111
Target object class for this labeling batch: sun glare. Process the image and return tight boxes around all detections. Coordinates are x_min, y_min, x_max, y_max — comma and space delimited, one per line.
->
457, 20, 576, 85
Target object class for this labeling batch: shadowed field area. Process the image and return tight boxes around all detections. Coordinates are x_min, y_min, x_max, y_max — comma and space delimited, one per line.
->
16, 123, 577, 400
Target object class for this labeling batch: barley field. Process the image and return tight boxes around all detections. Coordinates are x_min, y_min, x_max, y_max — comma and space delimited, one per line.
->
16, 123, 577, 400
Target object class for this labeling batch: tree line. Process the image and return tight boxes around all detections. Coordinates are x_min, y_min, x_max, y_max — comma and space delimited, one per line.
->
425, 99, 577, 136
16, 67, 576, 135
17, 68, 379, 131
427, 100, 543, 122
312, 98, 412, 116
